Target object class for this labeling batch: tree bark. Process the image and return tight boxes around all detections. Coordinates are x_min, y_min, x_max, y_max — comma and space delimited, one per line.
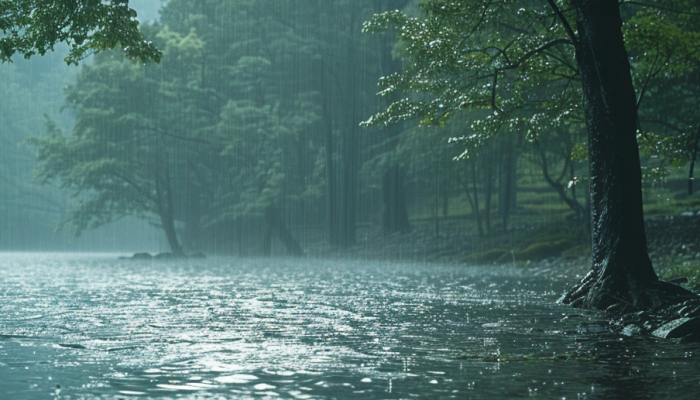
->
560, 0, 694, 312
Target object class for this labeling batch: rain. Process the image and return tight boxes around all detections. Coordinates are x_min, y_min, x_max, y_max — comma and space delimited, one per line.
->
2, 1, 700, 398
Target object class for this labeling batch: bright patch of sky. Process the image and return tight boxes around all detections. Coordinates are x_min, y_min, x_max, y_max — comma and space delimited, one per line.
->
130, 0, 162, 24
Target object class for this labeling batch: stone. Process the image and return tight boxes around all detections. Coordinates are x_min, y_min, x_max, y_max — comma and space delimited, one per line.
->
132, 252, 152, 259
651, 317, 700, 339
621, 324, 641, 336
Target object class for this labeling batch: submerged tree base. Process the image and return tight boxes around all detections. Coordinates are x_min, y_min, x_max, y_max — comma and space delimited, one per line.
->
561, 269, 700, 340
561, 269, 698, 313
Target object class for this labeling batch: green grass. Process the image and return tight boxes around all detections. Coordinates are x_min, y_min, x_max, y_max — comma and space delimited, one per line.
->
658, 256, 700, 291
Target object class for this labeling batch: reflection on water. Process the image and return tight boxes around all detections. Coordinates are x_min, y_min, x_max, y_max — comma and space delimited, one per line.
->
0, 253, 699, 399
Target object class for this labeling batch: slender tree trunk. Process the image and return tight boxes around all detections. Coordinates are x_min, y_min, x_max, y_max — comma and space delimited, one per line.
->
322, 72, 339, 246
482, 154, 493, 235
262, 226, 272, 256
382, 165, 410, 233
499, 137, 517, 234
561, 0, 693, 311
535, 139, 585, 218
155, 171, 184, 256
463, 163, 484, 238
688, 126, 700, 195
378, 0, 411, 235
265, 205, 305, 256
338, 5, 360, 248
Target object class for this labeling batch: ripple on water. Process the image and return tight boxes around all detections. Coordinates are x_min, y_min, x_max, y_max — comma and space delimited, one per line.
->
1, 253, 700, 399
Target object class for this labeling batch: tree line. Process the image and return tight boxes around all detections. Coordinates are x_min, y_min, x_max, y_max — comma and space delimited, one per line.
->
1, 1, 699, 272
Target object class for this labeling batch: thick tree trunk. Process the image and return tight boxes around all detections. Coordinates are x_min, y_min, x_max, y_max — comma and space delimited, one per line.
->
560, 0, 694, 312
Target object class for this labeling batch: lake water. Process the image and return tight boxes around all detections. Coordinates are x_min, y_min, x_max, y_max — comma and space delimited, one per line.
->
1, 253, 699, 399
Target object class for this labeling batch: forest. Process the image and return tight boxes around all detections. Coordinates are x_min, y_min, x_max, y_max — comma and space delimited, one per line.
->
2, 0, 700, 398
0, 1, 696, 260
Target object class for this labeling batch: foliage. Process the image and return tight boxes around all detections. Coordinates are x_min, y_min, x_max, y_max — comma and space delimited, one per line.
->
625, 3, 700, 185
30, 52, 167, 234
364, 0, 700, 170
0, 0, 161, 64
362, 1, 584, 160
31, 2, 330, 251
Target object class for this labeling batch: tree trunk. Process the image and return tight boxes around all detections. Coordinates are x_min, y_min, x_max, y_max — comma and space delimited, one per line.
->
482, 153, 493, 235
382, 165, 410, 233
155, 171, 184, 256
499, 137, 518, 234
534, 139, 585, 218
560, 0, 694, 312
688, 126, 700, 195
265, 205, 305, 256
378, 0, 411, 235
463, 162, 484, 238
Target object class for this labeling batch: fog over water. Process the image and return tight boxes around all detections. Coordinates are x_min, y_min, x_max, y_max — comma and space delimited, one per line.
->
2, 1, 700, 399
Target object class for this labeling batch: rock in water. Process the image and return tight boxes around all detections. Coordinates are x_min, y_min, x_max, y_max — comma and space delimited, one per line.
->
651, 317, 700, 339
132, 252, 152, 259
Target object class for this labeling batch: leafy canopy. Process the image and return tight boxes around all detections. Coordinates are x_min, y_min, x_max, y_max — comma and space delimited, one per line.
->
363, 0, 700, 163
0, 0, 161, 64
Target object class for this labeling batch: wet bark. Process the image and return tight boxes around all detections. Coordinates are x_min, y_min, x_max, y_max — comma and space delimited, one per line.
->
559, 0, 695, 312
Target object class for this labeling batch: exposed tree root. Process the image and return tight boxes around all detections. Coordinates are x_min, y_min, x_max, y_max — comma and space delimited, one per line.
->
560, 270, 698, 315
561, 270, 700, 340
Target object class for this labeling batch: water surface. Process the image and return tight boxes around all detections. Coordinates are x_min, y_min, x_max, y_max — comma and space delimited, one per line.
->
0, 253, 698, 399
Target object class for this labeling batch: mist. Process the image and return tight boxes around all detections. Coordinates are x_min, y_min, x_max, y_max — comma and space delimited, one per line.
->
2, 1, 700, 398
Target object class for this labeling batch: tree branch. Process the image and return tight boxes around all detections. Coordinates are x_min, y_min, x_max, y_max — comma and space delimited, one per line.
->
636, 52, 661, 110
545, 0, 579, 45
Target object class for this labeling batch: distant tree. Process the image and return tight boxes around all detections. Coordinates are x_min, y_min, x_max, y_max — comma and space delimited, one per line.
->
365, 0, 700, 313
160, 0, 326, 254
30, 38, 192, 255
0, 0, 161, 64
32, 4, 326, 256
214, 95, 316, 256
627, 10, 700, 194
